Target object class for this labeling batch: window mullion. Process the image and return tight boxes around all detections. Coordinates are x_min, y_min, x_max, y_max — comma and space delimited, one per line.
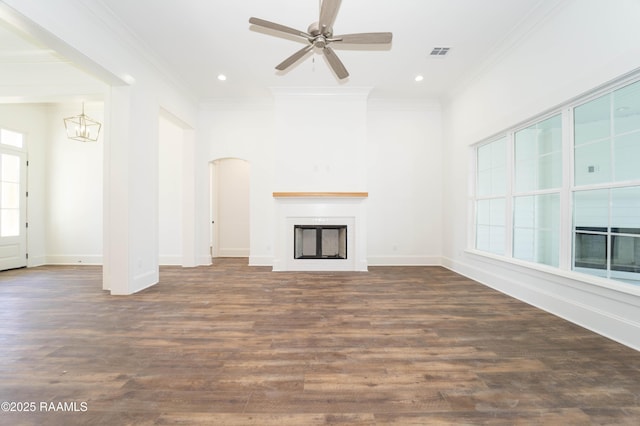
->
560, 107, 573, 270
505, 132, 514, 258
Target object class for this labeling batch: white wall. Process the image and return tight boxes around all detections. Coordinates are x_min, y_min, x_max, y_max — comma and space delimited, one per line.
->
158, 114, 184, 264
199, 100, 275, 266
442, 0, 640, 350
0, 103, 103, 266
272, 88, 368, 192
367, 99, 443, 265
3, 0, 200, 293
200, 95, 444, 267
45, 103, 103, 264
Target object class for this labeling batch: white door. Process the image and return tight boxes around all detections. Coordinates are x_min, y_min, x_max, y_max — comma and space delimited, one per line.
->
210, 159, 250, 258
0, 129, 27, 271
209, 161, 219, 258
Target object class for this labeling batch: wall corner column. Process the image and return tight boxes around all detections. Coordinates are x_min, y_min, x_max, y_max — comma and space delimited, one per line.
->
103, 85, 160, 294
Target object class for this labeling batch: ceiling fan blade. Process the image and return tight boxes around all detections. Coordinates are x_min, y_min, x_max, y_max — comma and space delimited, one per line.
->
323, 46, 349, 79
275, 44, 314, 71
249, 17, 311, 39
319, 0, 342, 34
333, 32, 393, 44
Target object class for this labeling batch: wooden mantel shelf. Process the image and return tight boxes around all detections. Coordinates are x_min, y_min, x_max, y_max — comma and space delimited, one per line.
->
273, 191, 368, 198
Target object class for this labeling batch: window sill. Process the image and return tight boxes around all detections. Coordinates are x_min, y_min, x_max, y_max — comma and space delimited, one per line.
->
464, 248, 640, 300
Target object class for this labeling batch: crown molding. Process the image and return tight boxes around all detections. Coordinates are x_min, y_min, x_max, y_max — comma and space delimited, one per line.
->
446, 0, 569, 101
269, 86, 372, 99
79, 0, 198, 103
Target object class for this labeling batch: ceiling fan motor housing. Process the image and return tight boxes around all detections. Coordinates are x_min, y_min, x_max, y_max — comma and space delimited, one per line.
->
313, 35, 327, 48
307, 22, 332, 38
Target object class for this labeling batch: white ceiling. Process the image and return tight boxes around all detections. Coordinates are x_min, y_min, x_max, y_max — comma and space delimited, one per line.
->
0, 17, 107, 102
1, 0, 560, 102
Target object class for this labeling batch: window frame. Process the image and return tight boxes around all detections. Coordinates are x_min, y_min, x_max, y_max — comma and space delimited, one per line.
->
474, 136, 509, 256
470, 71, 640, 289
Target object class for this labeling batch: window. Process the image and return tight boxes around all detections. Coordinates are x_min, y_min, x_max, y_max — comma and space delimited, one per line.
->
514, 115, 562, 192
572, 80, 640, 284
513, 193, 560, 267
574, 80, 640, 185
573, 187, 640, 283
475, 137, 506, 255
472, 76, 640, 286
513, 115, 562, 267
0, 153, 21, 237
0, 128, 24, 149
0, 128, 25, 238
477, 137, 506, 197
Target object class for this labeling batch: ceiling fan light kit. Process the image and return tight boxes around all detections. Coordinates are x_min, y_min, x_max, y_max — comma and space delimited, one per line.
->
249, 0, 392, 80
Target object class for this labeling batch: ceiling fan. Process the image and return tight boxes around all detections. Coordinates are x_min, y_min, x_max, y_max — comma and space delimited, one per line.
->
249, 0, 392, 79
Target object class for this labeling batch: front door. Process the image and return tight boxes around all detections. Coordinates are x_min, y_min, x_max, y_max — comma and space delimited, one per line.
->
0, 129, 27, 271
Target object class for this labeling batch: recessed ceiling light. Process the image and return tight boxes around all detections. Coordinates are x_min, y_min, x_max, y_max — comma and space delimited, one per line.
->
415, 75, 424, 82
217, 74, 227, 81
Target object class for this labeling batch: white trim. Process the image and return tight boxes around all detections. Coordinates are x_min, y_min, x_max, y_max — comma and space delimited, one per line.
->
367, 256, 441, 266
159, 256, 183, 266
471, 71, 640, 289
444, 253, 640, 351
128, 270, 158, 295
464, 248, 640, 298
560, 107, 573, 270
273, 197, 368, 272
26, 255, 46, 267
217, 248, 250, 257
448, 0, 569, 101
469, 68, 640, 148
45, 255, 102, 265
505, 132, 514, 258
248, 255, 273, 267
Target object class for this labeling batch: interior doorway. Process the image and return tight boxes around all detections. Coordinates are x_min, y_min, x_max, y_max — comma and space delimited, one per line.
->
158, 112, 184, 265
210, 158, 250, 259
158, 108, 196, 267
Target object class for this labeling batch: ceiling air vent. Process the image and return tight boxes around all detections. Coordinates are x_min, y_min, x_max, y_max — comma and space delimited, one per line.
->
430, 47, 450, 56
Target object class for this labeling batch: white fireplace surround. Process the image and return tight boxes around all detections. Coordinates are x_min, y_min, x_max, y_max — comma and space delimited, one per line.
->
273, 193, 368, 271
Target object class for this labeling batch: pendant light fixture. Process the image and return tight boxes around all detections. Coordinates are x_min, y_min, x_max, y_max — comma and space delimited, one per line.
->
63, 103, 101, 142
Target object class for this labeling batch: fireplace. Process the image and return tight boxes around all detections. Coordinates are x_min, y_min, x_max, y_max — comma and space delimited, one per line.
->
272, 192, 368, 271
294, 225, 347, 259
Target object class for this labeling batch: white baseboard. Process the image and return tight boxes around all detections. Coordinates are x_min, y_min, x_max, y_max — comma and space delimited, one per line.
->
367, 255, 442, 266
115, 269, 158, 295
217, 248, 250, 257
27, 256, 47, 267
159, 255, 182, 265
249, 256, 273, 267
442, 254, 640, 352
44, 255, 102, 265
258, 255, 441, 269
198, 255, 212, 266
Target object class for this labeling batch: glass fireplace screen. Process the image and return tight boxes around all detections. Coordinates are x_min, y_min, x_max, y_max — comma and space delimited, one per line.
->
294, 225, 347, 259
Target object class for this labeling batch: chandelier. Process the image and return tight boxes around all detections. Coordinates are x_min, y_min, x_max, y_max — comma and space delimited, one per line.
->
63, 103, 101, 142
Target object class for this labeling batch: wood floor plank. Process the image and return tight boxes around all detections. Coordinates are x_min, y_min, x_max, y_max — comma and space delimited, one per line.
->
1, 259, 640, 424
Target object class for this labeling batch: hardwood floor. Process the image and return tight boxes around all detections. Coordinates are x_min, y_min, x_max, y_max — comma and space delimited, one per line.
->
1, 258, 639, 425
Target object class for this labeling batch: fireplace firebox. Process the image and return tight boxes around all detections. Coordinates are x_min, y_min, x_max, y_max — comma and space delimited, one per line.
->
294, 225, 347, 259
